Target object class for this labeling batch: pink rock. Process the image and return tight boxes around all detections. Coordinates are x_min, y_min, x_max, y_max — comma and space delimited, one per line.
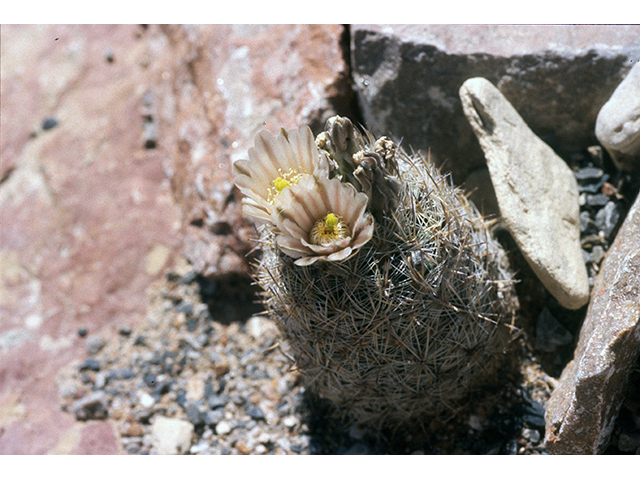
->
0, 25, 183, 454
545, 192, 640, 454
153, 25, 352, 278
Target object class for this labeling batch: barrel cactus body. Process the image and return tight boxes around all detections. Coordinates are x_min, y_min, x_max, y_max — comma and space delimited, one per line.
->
234, 117, 518, 427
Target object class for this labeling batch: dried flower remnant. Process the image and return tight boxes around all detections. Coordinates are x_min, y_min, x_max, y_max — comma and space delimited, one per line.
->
273, 175, 374, 266
233, 126, 331, 223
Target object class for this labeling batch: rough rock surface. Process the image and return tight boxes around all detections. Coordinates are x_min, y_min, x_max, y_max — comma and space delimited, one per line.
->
153, 25, 353, 281
0, 24, 183, 454
459, 77, 589, 310
351, 24, 640, 184
545, 192, 640, 454
595, 61, 640, 173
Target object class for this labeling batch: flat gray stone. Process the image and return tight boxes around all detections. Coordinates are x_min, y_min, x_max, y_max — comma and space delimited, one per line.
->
460, 77, 589, 310
545, 192, 640, 454
595, 61, 640, 173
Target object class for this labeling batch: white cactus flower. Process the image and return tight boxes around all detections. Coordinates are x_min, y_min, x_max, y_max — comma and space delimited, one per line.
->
233, 126, 331, 223
273, 176, 374, 266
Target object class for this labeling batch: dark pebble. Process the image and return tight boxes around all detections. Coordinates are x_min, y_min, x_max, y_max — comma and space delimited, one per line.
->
108, 368, 136, 380
186, 405, 205, 426
176, 389, 187, 408
574, 166, 603, 181
245, 405, 266, 421
152, 381, 171, 398
186, 318, 199, 332
175, 301, 194, 315
118, 325, 132, 336
78, 358, 101, 372
578, 182, 604, 194
205, 409, 224, 427
42, 117, 58, 130
133, 335, 146, 346
143, 372, 156, 388
290, 443, 303, 454
519, 390, 546, 430
208, 394, 229, 410
586, 193, 611, 207
77, 328, 88, 338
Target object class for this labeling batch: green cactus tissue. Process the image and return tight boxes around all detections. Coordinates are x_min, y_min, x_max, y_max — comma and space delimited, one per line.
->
233, 116, 518, 428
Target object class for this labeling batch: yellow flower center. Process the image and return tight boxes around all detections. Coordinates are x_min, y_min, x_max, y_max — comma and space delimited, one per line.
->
309, 213, 351, 245
268, 168, 302, 203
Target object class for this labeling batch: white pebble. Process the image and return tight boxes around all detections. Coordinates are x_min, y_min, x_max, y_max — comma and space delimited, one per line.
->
139, 392, 155, 408
216, 420, 232, 435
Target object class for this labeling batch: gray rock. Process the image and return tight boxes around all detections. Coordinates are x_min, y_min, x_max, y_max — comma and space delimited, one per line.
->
545, 192, 640, 454
351, 24, 640, 184
618, 432, 640, 452
459, 77, 589, 310
151, 416, 194, 455
535, 307, 573, 353
595, 62, 640, 173
595, 200, 623, 239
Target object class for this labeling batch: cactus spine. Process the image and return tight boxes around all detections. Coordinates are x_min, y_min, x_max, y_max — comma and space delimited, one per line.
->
234, 117, 518, 428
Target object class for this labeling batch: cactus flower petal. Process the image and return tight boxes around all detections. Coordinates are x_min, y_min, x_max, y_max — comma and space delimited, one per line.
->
232, 126, 331, 223
273, 176, 374, 265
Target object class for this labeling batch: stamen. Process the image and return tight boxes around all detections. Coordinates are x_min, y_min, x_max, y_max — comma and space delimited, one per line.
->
268, 168, 303, 204
310, 213, 351, 245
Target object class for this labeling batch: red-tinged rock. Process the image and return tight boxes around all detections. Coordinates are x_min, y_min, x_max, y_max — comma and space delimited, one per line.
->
152, 25, 352, 278
545, 192, 640, 454
0, 25, 183, 454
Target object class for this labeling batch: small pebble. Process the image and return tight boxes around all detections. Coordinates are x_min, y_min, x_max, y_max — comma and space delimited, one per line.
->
118, 325, 132, 336
205, 410, 224, 427
78, 358, 101, 372
41, 117, 58, 130
586, 193, 611, 207
85, 335, 107, 355
139, 392, 155, 409
246, 406, 266, 421
595, 201, 622, 239
215, 420, 232, 435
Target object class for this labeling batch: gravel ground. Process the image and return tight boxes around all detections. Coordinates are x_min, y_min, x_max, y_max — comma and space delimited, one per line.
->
58, 146, 639, 455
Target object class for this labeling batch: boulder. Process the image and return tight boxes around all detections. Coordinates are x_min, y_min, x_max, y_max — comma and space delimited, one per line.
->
595, 61, 640, 173
545, 192, 640, 454
153, 25, 353, 278
459, 77, 589, 310
351, 24, 640, 184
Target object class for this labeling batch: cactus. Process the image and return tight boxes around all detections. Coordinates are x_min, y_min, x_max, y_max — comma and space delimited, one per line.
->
233, 117, 518, 428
